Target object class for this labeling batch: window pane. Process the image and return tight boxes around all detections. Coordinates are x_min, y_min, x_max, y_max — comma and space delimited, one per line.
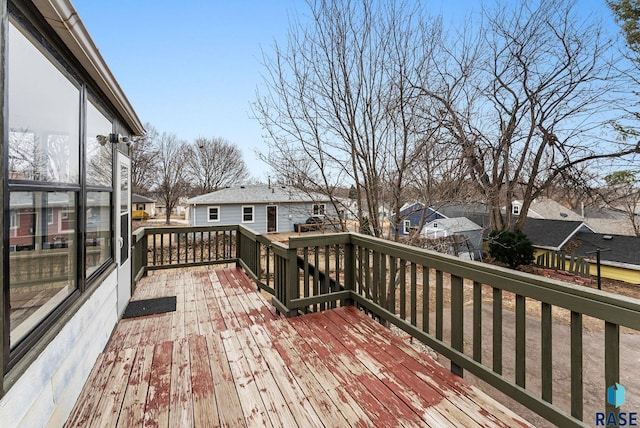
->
86, 101, 113, 187
9, 191, 77, 348
8, 22, 80, 183
86, 192, 112, 277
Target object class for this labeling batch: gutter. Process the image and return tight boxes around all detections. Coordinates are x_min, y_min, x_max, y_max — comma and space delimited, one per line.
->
31, 0, 145, 136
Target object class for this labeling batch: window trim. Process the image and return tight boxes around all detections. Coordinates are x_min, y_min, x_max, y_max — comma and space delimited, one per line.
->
242, 205, 255, 223
207, 206, 220, 222
313, 203, 326, 215
403, 220, 411, 234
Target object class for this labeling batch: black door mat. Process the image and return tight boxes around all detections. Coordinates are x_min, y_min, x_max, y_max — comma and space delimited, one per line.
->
122, 296, 176, 319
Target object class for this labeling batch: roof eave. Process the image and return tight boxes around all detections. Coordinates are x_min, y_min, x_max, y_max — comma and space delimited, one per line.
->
32, 0, 145, 136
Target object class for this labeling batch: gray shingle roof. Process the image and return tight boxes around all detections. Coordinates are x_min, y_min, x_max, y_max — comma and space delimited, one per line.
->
522, 218, 593, 250
132, 194, 155, 204
571, 232, 640, 266
186, 185, 331, 205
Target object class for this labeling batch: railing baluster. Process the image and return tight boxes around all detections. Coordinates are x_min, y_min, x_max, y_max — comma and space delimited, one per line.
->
323, 245, 330, 311
436, 270, 443, 341
493, 287, 502, 375
389, 256, 396, 314
399, 259, 406, 320
160, 233, 164, 265
410, 263, 417, 327
380, 254, 387, 312
169, 232, 173, 264
152, 232, 157, 266
177, 232, 181, 263
422, 265, 429, 333
208, 231, 211, 261
313, 246, 320, 312
451, 274, 463, 377
372, 251, 379, 305
541, 302, 553, 403
473, 281, 482, 363
303, 247, 310, 311
516, 294, 526, 388
571, 311, 583, 420
605, 321, 620, 416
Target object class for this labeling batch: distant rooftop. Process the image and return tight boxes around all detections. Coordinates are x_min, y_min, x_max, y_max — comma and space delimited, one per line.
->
186, 185, 331, 205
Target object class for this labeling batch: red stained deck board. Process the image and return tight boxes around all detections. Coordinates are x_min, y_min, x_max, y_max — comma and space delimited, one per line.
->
143, 340, 173, 428
116, 344, 154, 428
188, 335, 219, 427
289, 314, 428, 427
261, 319, 374, 426
204, 333, 246, 426
335, 306, 530, 426
320, 309, 482, 427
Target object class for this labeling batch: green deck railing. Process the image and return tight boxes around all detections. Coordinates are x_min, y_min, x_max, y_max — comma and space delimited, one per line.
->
132, 225, 640, 427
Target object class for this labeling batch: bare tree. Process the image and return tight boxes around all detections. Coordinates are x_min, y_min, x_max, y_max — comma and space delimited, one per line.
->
602, 170, 640, 236
416, 0, 640, 231
130, 123, 159, 196
254, 0, 440, 237
153, 132, 188, 224
184, 137, 249, 195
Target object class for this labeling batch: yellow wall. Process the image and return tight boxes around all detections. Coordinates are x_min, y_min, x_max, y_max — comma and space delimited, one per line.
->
534, 249, 640, 284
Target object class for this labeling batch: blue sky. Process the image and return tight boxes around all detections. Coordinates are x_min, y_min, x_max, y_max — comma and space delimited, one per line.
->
72, 1, 618, 181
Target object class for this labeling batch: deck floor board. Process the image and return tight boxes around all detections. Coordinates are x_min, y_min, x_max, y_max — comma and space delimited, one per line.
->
66, 266, 533, 427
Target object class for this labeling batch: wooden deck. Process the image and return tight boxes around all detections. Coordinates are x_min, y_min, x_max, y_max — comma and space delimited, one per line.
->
66, 266, 532, 427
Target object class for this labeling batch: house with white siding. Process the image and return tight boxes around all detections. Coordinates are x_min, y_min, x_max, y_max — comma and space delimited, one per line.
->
186, 185, 336, 233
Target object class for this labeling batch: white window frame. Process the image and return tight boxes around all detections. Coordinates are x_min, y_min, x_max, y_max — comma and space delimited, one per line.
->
207, 206, 220, 222
242, 205, 255, 223
512, 203, 520, 215
10, 209, 19, 229
313, 203, 326, 215
403, 220, 411, 234
47, 207, 54, 225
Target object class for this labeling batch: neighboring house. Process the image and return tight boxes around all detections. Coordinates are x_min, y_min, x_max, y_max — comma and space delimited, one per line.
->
132, 194, 156, 217
582, 205, 638, 236
186, 185, 336, 233
0, 2, 144, 427
522, 218, 595, 252
437, 202, 491, 230
422, 217, 483, 260
569, 232, 640, 284
510, 198, 584, 221
391, 202, 445, 237
523, 218, 640, 283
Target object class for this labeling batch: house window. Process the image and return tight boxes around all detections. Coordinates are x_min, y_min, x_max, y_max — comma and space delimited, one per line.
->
433, 222, 438, 228
403, 220, 411, 234
8, 24, 79, 184
86, 100, 113, 278
4, 18, 121, 369
512, 203, 520, 215
242, 206, 254, 223
313, 204, 326, 215
208, 206, 220, 222
46, 207, 54, 225
9, 210, 18, 229
136, 204, 145, 210
86, 192, 112, 277
9, 192, 77, 347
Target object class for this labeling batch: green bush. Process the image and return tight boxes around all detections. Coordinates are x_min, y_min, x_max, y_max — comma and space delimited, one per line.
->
488, 229, 535, 269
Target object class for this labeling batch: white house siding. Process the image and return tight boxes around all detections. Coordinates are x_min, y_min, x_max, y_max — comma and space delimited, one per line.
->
0, 270, 118, 427
191, 202, 331, 233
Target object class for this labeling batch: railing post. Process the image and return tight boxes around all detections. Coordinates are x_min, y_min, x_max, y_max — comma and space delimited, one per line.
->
343, 240, 355, 306
235, 226, 242, 268
284, 247, 299, 317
